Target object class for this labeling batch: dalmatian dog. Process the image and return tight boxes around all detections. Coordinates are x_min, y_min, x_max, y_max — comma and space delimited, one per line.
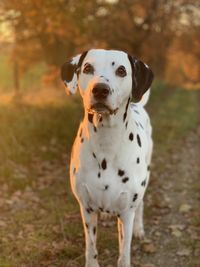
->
61, 49, 154, 267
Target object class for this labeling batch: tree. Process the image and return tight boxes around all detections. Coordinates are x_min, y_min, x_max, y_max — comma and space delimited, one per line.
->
1, 0, 199, 85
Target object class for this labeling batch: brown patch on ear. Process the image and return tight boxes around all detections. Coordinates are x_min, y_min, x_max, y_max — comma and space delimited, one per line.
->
128, 55, 154, 102
61, 60, 77, 83
61, 50, 88, 83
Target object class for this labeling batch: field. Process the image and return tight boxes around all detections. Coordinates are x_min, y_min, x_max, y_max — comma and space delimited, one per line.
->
0, 81, 199, 267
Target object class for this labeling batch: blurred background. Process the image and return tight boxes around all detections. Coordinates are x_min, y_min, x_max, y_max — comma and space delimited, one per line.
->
0, 1, 199, 267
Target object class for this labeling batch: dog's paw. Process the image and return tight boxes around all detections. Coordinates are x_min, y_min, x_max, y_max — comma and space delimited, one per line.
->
133, 225, 145, 240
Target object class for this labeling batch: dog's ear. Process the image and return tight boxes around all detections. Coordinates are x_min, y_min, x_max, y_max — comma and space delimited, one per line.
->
128, 55, 154, 102
61, 51, 88, 94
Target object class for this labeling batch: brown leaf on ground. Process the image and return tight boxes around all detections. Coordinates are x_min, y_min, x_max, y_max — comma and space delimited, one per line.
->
169, 224, 186, 237
171, 229, 182, 237
169, 224, 185, 231
142, 243, 157, 254
140, 264, 156, 267
176, 248, 191, 257
179, 204, 192, 213
0, 220, 7, 227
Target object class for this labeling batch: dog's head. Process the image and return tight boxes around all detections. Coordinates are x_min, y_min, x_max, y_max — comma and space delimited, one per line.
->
61, 49, 154, 114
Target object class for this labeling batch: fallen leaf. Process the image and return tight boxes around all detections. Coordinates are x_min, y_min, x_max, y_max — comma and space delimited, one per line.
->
169, 224, 185, 231
142, 243, 156, 253
171, 229, 182, 237
142, 238, 152, 244
155, 231, 161, 236
179, 204, 191, 213
176, 248, 191, 257
0, 220, 6, 227
169, 224, 185, 237
141, 264, 155, 267
104, 249, 111, 255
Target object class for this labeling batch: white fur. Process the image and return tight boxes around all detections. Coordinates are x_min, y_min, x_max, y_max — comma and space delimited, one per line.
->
67, 49, 153, 267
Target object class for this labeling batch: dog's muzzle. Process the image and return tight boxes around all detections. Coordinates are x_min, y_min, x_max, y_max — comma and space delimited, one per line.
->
88, 83, 118, 115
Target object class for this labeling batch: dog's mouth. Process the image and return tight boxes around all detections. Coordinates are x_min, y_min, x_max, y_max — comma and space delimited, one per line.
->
88, 103, 118, 115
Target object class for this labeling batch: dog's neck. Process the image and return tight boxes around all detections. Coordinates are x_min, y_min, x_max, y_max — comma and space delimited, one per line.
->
85, 97, 131, 129
82, 97, 133, 156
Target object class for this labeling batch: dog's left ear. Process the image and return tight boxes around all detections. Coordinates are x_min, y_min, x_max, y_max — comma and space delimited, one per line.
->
61, 51, 88, 94
128, 55, 154, 102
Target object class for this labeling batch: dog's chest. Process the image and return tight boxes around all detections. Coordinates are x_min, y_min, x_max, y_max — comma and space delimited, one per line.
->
71, 122, 149, 213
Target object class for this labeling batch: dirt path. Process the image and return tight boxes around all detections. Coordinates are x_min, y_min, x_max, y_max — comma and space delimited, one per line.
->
132, 126, 200, 267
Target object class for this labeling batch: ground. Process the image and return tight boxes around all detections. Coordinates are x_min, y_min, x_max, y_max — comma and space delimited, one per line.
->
0, 83, 199, 267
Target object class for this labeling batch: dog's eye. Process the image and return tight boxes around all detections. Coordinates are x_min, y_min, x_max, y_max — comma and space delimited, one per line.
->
116, 65, 127, 77
83, 63, 94, 75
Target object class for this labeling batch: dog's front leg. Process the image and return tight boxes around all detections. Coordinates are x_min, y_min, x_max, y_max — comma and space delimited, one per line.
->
133, 200, 145, 239
80, 206, 99, 267
118, 211, 135, 267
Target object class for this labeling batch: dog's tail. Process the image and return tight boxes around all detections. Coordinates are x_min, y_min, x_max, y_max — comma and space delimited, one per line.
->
138, 89, 151, 106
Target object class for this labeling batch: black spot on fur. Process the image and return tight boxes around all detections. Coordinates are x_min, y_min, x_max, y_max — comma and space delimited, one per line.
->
94, 126, 97, 132
85, 223, 89, 229
98, 172, 101, 178
112, 62, 115, 66
117, 214, 120, 218
93, 152, 96, 158
137, 157, 140, 164
73, 167, 76, 174
76, 51, 89, 76
122, 177, 129, 183
99, 117, 103, 122
133, 193, 138, 202
79, 128, 82, 137
123, 112, 127, 122
88, 113, 94, 123
94, 254, 98, 259
147, 165, 151, 171
106, 210, 110, 213
137, 134, 141, 147
81, 138, 84, 143
101, 158, 107, 170
129, 132, 134, 141
104, 185, 109, 190
123, 97, 130, 122
134, 110, 139, 114
86, 207, 94, 213
139, 122, 144, 129
86, 208, 91, 214
93, 227, 96, 235
141, 180, 146, 186
125, 121, 128, 129
99, 207, 103, 212
118, 169, 125, 176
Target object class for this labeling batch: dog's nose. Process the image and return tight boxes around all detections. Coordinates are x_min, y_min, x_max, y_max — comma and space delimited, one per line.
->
92, 83, 110, 100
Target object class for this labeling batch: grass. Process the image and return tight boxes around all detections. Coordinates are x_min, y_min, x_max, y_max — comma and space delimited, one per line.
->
0, 82, 199, 266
